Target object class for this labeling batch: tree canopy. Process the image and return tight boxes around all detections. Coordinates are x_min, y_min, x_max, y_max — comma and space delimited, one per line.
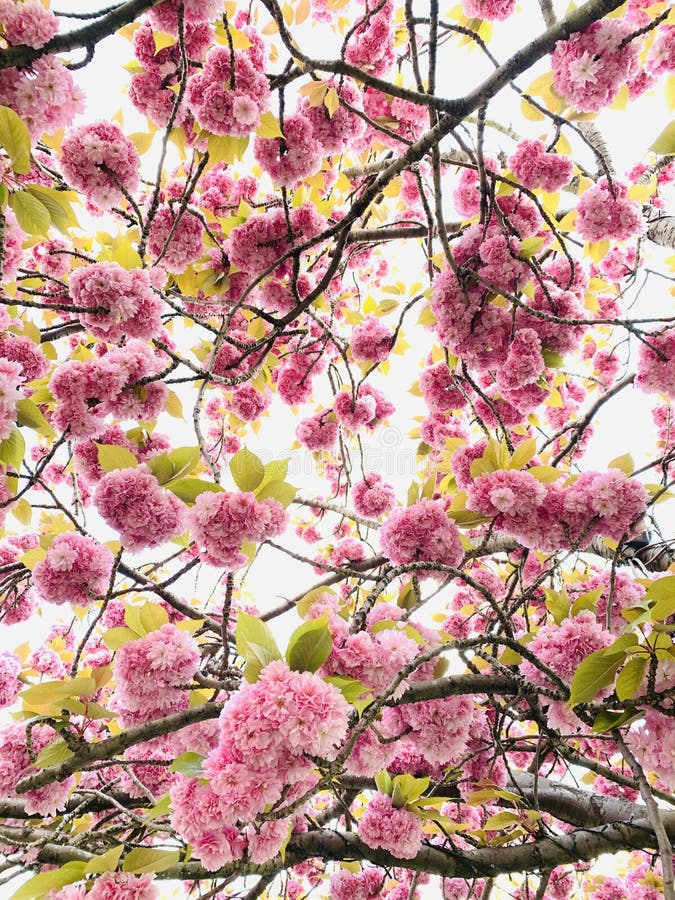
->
0, 0, 674, 898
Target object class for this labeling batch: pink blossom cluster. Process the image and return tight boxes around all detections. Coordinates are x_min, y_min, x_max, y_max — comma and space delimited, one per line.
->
225, 384, 271, 422
187, 45, 270, 137
32, 533, 113, 607
466, 467, 648, 550
227, 203, 326, 277
379, 500, 463, 577
636, 328, 675, 398
69, 262, 163, 341
0, 56, 84, 138
74, 426, 170, 485
95, 465, 187, 551
508, 139, 574, 192
352, 474, 396, 518
187, 490, 287, 568
0, 651, 20, 708
350, 317, 394, 363
462, 0, 515, 20
628, 709, 675, 791
0, 0, 57, 48
146, 206, 204, 274
0, 722, 74, 815
419, 361, 466, 413
380, 695, 477, 766
50, 340, 169, 438
330, 867, 385, 899
520, 610, 613, 688
333, 383, 395, 432
570, 569, 645, 633
345, 1, 394, 77
576, 178, 643, 242
87, 873, 158, 900
0, 334, 49, 383
254, 112, 323, 186
0, 359, 24, 441
112, 623, 199, 724
0, 210, 25, 283
358, 792, 424, 859
497, 328, 546, 391
60, 122, 140, 210
301, 78, 366, 154
356, 88, 428, 150
170, 661, 349, 867
296, 411, 339, 451
551, 19, 641, 112
148, 0, 221, 31
647, 24, 675, 76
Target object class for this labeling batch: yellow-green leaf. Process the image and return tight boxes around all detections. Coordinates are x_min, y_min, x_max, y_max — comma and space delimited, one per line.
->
285, 613, 333, 673
256, 111, 284, 139
84, 845, 125, 875
0, 105, 31, 174
96, 443, 138, 473
230, 447, 265, 492
9, 190, 50, 236
10, 861, 86, 900
615, 656, 647, 701
122, 847, 180, 874
25, 185, 78, 234
0, 428, 25, 471
16, 398, 55, 438
650, 120, 675, 155
35, 738, 75, 768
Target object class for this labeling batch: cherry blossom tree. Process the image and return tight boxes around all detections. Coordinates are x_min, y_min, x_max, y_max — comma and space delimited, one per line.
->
0, 0, 674, 897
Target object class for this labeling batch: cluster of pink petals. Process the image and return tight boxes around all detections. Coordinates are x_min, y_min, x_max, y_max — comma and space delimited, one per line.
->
0, 359, 24, 441
227, 203, 326, 277
0, 334, 49, 383
50, 340, 168, 439
146, 206, 204, 274
463, 0, 515, 20
254, 112, 323, 186
296, 411, 339, 451
0, 56, 84, 139
419, 361, 466, 413
0, 0, 57, 48
225, 384, 271, 422
576, 178, 643, 242
69, 262, 163, 340
112, 623, 199, 724
87, 873, 158, 900
521, 610, 613, 688
466, 467, 648, 550
301, 78, 366, 154
60, 122, 140, 210
352, 473, 396, 518
344, 1, 394, 77
0, 651, 20, 708
334, 384, 394, 432
636, 328, 675, 397
32, 533, 113, 607
379, 500, 463, 577
187, 45, 270, 137
0, 722, 74, 815
630, 709, 675, 790
149, 0, 221, 31
188, 490, 286, 568
330, 868, 385, 899
95, 465, 187, 551
380, 695, 477, 766
497, 328, 546, 391
73, 426, 170, 485
508, 139, 574, 192
170, 661, 348, 868
350, 317, 394, 363
358, 792, 424, 859
551, 19, 641, 112
647, 24, 675, 76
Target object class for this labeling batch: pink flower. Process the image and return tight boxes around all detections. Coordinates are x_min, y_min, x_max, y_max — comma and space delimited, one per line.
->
467, 470, 547, 518
520, 611, 613, 687
296, 412, 338, 451
352, 474, 396, 518
69, 262, 163, 340
187, 46, 269, 137
0, 651, 20, 708
576, 178, 643, 242
60, 121, 140, 209
350, 317, 394, 363
95, 465, 187, 551
88, 873, 158, 900
636, 328, 675, 398
380, 500, 463, 576
508, 139, 573, 192
0, 358, 24, 441
358, 792, 423, 859
254, 112, 323, 186
147, 206, 204, 273
0, 0, 57, 48
32, 533, 114, 607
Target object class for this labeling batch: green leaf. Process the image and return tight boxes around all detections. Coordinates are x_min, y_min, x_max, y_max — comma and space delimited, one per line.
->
35, 738, 75, 768
122, 847, 180, 874
10, 861, 86, 900
483, 810, 521, 830
374, 769, 393, 795
102, 626, 139, 651
235, 610, 282, 683
286, 613, 333, 673
230, 447, 265, 492
591, 709, 641, 733
169, 751, 205, 777
96, 443, 138, 473
0, 428, 25, 471
509, 438, 537, 470
296, 586, 336, 620
323, 675, 371, 703
139, 601, 170, 635
9, 190, 50, 236
568, 642, 634, 707
165, 446, 201, 482
391, 773, 429, 808
0, 105, 31, 174
544, 588, 568, 625
144, 453, 174, 485
647, 577, 675, 621
16, 398, 54, 438
144, 792, 171, 821
608, 453, 634, 476
21, 676, 97, 707
570, 587, 602, 617
83, 845, 125, 875
255, 480, 298, 507
25, 185, 78, 234
167, 477, 224, 504
650, 120, 675, 154
615, 656, 648, 701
